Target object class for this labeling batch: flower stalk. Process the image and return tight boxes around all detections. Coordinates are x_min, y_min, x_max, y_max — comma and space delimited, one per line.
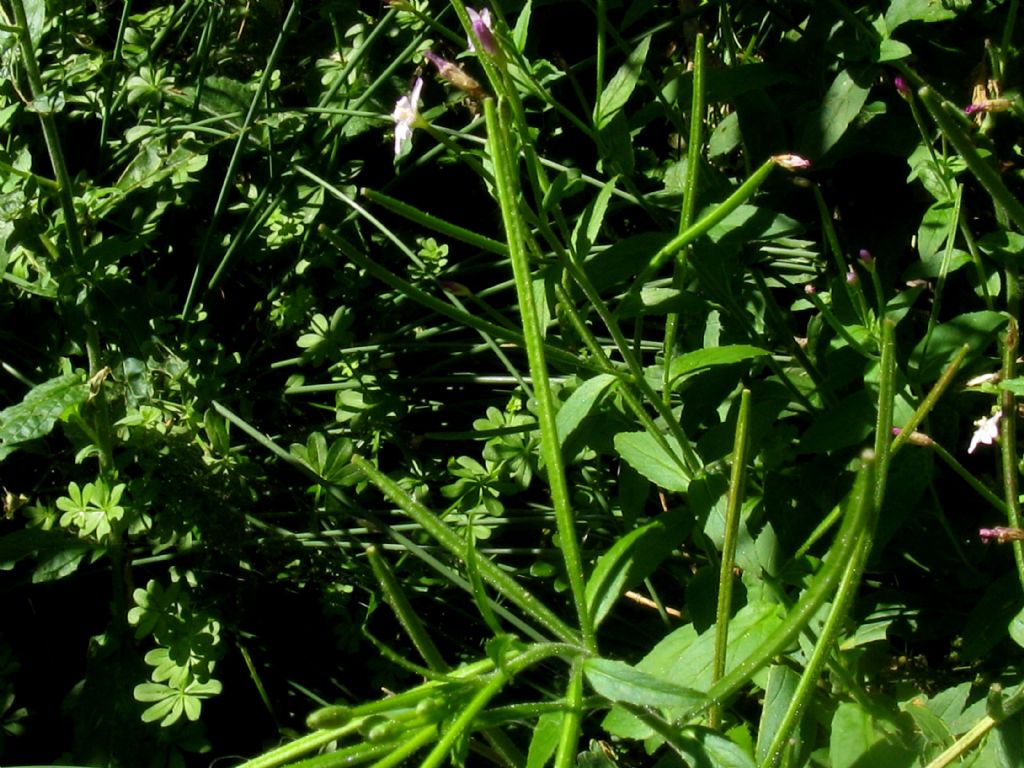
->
484, 98, 595, 651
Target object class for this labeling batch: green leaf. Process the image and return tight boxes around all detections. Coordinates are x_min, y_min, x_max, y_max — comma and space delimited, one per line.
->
525, 711, 562, 768
877, 38, 912, 62
595, 35, 651, 129
885, 0, 958, 30
22, 0, 46, 49
557, 374, 616, 444
512, 0, 531, 52
917, 199, 955, 267
798, 391, 875, 454
602, 602, 784, 740
583, 658, 706, 710
613, 432, 689, 492
756, 666, 801, 765
900, 696, 952, 750
812, 69, 871, 156
668, 345, 768, 383
584, 232, 672, 294
829, 701, 916, 768
573, 176, 619, 256
680, 727, 757, 768
0, 528, 93, 575
0, 372, 89, 460
1009, 606, 1024, 650
909, 311, 1007, 383
585, 515, 684, 627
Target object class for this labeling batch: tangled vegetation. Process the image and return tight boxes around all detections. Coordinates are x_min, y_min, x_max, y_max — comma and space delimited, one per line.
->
1, 1, 1024, 767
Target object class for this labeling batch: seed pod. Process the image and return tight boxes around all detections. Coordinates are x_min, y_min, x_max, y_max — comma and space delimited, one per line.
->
306, 704, 352, 730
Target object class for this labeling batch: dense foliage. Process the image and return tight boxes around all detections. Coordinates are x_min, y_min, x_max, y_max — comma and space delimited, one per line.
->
2, 0, 1024, 766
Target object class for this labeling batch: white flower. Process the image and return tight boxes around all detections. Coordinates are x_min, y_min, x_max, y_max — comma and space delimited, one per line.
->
391, 77, 424, 155
968, 410, 1001, 454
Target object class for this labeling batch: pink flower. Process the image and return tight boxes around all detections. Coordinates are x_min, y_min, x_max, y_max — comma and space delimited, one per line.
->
392, 77, 424, 155
422, 51, 485, 99
980, 527, 1024, 543
894, 77, 910, 97
966, 98, 1010, 115
467, 8, 498, 56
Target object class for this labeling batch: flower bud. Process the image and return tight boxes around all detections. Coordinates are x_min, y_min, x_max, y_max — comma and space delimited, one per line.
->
467, 8, 498, 57
771, 153, 811, 171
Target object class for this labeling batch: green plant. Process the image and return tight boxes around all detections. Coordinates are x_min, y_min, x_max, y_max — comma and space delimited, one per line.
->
4, 1, 1024, 766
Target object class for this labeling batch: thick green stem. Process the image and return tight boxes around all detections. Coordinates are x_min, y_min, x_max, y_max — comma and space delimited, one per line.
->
760, 322, 893, 768
553, 660, 584, 768
663, 32, 706, 405
702, 452, 876, 715
1000, 318, 1024, 590
634, 158, 778, 287
710, 388, 752, 729
485, 98, 595, 650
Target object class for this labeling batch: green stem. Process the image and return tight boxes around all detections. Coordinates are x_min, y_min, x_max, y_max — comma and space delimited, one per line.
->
553, 660, 584, 768
924, 185, 965, 345
701, 452, 876, 714
367, 726, 437, 768
419, 672, 507, 768
891, 344, 970, 455
353, 454, 581, 645
8, 0, 85, 268
183, 0, 300, 319
872, 320, 897, 513
317, 225, 589, 373
663, 32, 706, 405
760, 529, 871, 768
710, 388, 752, 729
923, 683, 1024, 768
361, 187, 509, 256
485, 98, 595, 650
236, 722, 365, 768
367, 545, 448, 671
810, 184, 866, 325
917, 86, 1024, 232
634, 157, 779, 287
1000, 317, 1024, 590
761, 322, 893, 768
927, 439, 1010, 516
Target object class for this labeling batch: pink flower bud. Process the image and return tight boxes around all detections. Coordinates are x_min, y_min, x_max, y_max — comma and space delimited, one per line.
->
771, 154, 811, 171
980, 527, 1024, 543
467, 8, 498, 57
